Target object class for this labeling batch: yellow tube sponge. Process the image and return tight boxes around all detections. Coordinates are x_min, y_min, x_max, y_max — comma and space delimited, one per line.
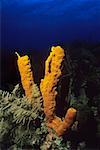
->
40, 46, 77, 136
40, 46, 65, 121
47, 108, 76, 136
16, 52, 34, 101
55, 107, 77, 136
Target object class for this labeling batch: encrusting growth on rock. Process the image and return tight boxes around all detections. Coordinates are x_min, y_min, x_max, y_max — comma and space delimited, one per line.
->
40, 46, 77, 136
15, 52, 34, 101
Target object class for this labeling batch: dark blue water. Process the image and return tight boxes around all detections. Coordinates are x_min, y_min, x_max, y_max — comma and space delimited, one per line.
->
1, 0, 100, 51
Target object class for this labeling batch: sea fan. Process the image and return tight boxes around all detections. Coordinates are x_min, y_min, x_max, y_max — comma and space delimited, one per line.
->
0, 84, 48, 149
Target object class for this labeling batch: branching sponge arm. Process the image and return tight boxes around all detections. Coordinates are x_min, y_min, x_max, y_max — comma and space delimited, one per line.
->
55, 107, 77, 136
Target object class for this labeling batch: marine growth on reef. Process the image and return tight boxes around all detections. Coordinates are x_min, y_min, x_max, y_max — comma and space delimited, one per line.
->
40, 46, 77, 136
16, 46, 77, 137
16, 52, 34, 101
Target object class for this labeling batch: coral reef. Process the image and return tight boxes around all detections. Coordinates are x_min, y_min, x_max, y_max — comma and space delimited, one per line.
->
0, 45, 100, 149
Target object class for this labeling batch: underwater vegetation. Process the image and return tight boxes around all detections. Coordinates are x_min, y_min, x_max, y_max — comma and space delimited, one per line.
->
0, 45, 100, 149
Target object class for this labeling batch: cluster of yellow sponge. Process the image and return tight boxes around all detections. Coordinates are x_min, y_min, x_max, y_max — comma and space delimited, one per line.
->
16, 46, 77, 136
